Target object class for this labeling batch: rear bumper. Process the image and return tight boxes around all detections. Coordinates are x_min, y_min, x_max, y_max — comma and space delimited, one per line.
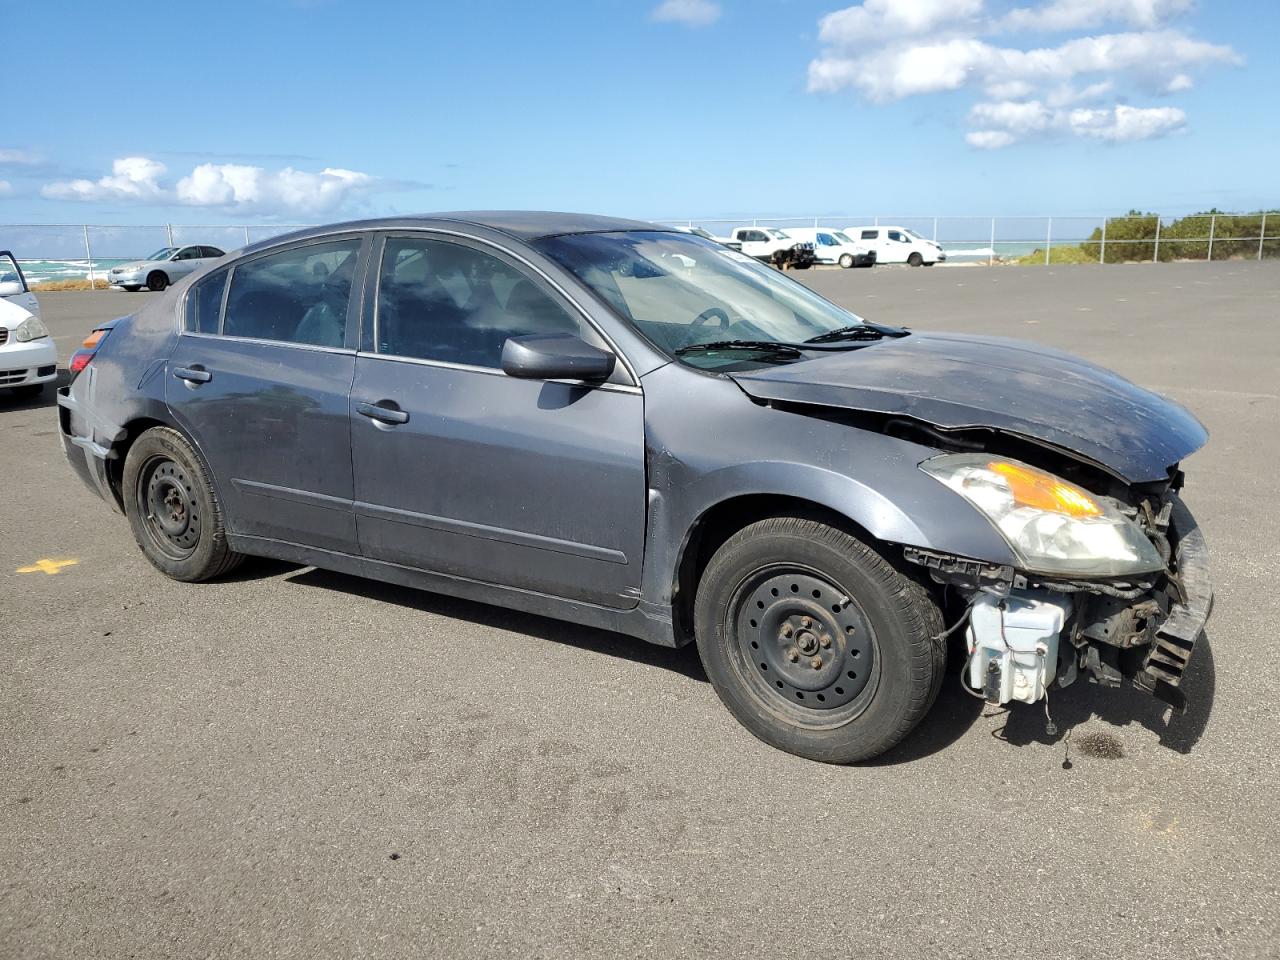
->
1134, 497, 1213, 709
57, 384, 124, 512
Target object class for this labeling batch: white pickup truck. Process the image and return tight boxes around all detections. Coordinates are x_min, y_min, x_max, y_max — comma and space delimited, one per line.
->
728, 227, 816, 269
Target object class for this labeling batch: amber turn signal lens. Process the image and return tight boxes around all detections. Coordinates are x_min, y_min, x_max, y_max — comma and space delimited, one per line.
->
81, 329, 107, 349
988, 461, 1101, 518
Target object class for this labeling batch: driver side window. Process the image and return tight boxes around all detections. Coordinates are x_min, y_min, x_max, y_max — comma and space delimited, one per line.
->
375, 237, 586, 369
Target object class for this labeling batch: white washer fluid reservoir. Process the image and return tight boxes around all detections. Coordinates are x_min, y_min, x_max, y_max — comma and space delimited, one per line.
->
966, 591, 1072, 705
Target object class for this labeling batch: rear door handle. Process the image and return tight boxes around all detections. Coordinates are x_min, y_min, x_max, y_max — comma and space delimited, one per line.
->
356, 401, 410, 425
173, 365, 212, 384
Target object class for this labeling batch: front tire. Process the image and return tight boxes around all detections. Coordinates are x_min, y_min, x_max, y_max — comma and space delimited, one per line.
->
146, 271, 169, 292
694, 517, 944, 763
838, 253, 855, 269
122, 426, 243, 581
907, 252, 924, 267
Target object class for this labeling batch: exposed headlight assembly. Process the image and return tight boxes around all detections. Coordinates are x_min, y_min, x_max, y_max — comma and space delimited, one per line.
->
14, 316, 49, 342
921, 453, 1164, 577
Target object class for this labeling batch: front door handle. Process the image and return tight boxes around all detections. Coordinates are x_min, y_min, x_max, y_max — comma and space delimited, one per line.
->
356, 400, 410, 425
173, 365, 212, 384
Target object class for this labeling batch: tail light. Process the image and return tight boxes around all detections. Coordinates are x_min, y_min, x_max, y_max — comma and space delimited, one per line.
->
69, 328, 110, 379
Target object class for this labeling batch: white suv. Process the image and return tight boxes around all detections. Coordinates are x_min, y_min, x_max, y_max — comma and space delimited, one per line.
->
846, 226, 945, 266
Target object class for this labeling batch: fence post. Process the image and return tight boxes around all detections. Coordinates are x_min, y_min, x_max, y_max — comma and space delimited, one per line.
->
1153, 217, 1161, 263
932, 217, 938, 242
244, 225, 251, 246
165, 223, 174, 246
83, 225, 95, 287
1100, 218, 1107, 263
1045, 217, 1052, 266
989, 217, 995, 266
1207, 214, 1216, 262
1260, 213, 1267, 262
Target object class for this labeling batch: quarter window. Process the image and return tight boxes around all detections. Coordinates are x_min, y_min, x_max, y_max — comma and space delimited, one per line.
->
861, 230, 878, 240
376, 238, 583, 369
185, 268, 228, 333
222, 239, 361, 347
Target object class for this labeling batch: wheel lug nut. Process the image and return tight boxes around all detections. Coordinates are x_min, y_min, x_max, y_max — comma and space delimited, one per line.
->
810, 657, 823, 669
820, 635, 831, 649
781, 624, 794, 638
801, 616, 812, 628
787, 648, 799, 663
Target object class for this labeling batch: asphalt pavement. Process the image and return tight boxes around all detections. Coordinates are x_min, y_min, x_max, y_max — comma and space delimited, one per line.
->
3, 262, 1278, 959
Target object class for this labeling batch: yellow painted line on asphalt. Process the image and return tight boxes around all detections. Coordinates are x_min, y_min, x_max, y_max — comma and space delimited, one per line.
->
16, 558, 79, 575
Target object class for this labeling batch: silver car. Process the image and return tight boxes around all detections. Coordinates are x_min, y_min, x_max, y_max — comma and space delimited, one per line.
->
108, 244, 225, 292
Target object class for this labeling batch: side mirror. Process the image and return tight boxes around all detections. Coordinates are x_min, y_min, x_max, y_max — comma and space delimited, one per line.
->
501, 333, 616, 382
0, 280, 24, 297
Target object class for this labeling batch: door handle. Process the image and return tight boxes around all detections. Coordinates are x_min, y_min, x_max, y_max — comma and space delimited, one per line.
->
173, 365, 212, 384
356, 401, 410, 425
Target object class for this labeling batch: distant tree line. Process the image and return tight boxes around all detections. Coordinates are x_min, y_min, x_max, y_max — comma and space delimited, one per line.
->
1080, 209, 1279, 263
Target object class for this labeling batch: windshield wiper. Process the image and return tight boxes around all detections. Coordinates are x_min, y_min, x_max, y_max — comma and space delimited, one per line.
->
674, 339, 803, 359
803, 322, 909, 345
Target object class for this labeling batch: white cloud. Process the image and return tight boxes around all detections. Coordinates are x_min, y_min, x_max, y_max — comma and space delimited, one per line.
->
1067, 103, 1186, 141
0, 180, 11, 195
808, 0, 1241, 147
819, 0, 983, 46
967, 99, 1186, 147
42, 157, 378, 214
0, 148, 42, 166
651, 0, 720, 27
1000, 0, 1195, 33
42, 156, 167, 202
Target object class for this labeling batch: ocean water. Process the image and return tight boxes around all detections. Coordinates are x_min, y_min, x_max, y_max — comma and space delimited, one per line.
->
18, 259, 135, 284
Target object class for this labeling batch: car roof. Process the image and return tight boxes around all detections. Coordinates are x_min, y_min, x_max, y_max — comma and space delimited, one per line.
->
243, 211, 672, 256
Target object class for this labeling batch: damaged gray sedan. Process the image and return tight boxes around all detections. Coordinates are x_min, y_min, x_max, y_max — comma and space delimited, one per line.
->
58, 213, 1211, 763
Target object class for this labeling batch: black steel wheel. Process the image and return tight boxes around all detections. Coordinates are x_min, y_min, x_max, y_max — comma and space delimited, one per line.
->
695, 516, 944, 763
146, 271, 169, 292
123, 426, 242, 581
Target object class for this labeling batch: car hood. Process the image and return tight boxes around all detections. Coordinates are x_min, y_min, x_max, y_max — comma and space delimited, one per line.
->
0, 295, 35, 328
111, 260, 160, 272
730, 331, 1208, 483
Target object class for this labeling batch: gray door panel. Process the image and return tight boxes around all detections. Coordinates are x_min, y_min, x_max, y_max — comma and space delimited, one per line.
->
167, 337, 358, 552
350, 357, 646, 608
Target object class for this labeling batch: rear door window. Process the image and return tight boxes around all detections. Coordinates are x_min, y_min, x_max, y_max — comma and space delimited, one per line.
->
861, 229, 878, 240
185, 268, 229, 334
222, 239, 361, 347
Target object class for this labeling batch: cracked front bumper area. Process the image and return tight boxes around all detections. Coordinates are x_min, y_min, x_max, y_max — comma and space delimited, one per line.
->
907, 495, 1212, 713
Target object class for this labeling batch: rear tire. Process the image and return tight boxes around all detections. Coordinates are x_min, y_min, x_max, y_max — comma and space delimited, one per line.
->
838, 254, 855, 268
907, 252, 924, 267
146, 271, 169, 292
694, 516, 944, 764
122, 426, 243, 582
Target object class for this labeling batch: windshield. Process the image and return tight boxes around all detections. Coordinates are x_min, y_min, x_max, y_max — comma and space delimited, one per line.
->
146, 247, 178, 261
767, 229, 790, 239
904, 229, 926, 241
833, 231, 854, 244
534, 231, 866, 370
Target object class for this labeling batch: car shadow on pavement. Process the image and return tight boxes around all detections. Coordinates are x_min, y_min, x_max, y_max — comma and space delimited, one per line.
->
283, 566, 710, 683
0, 369, 69, 412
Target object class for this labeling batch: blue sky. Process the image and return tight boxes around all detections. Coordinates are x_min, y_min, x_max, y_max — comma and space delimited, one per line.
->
1, 0, 1276, 224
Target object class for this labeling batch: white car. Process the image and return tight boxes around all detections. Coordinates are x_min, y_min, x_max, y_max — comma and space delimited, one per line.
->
0, 293, 57, 399
727, 227, 816, 267
1, 250, 41, 318
784, 228, 877, 268
108, 244, 226, 292
670, 224, 743, 251
846, 226, 945, 266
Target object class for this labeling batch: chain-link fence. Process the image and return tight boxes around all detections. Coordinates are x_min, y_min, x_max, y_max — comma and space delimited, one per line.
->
3, 213, 1277, 283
